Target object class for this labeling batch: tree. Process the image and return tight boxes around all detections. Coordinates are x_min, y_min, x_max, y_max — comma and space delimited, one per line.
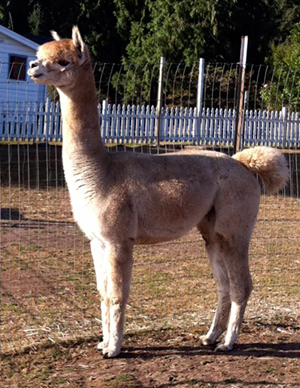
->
0, 1, 126, 63
112, 0, 280, 105
273, 0, 300, 44
3, 0, 300, 107
120, 0, 234, 65
115, 0, 286, 66
75, 0, 125, 63
111, 0, 237, 104
0, 0, 30, 32
28, 3, 44, 35
261, 22, 300, 110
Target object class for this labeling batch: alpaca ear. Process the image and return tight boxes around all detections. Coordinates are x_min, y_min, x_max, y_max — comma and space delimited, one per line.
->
72, 26, 86, 62
51, 30, 61, 41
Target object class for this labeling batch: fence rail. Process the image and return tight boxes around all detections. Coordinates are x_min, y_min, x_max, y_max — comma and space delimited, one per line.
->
1, 100, 300, 147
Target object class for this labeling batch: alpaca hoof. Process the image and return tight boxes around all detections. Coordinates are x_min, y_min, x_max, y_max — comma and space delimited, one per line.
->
200, 335, 214, 346
102, 346, 121, 358
96, 341, 108, 350
214, 342, 233, 352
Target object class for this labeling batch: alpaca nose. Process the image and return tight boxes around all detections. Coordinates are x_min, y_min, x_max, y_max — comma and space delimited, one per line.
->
29, 60, 39, 69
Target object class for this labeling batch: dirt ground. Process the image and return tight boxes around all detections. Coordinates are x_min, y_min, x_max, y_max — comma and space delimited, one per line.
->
1, 212, 300, 388
1, 318, 300, 388
2, 223, 300, 388
1, 145, 300, 387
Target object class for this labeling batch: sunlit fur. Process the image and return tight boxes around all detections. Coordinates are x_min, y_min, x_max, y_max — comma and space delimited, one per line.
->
28, 27, 289, 358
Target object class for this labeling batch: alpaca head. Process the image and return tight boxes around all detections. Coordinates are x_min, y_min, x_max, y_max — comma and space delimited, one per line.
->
28, 26, 90, 88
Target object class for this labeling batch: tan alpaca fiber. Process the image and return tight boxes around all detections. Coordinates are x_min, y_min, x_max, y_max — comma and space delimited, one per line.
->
28, 27, 289, 358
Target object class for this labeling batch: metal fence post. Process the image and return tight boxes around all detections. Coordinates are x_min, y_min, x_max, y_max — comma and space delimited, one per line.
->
196, 58, 205, 145
234, 36, 248, 153
155, 57, 165, 146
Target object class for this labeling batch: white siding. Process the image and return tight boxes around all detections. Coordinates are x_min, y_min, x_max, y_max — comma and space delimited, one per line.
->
0, 32, 47, 103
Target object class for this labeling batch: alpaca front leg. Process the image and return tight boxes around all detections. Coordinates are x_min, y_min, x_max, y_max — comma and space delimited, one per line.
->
90, 239, 110, 350
102, 243, 133, 358
96, 297, 110, 350
102, 300, 127, 358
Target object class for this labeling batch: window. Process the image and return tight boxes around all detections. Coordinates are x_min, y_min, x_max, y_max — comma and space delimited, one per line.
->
9, 55, 27, 80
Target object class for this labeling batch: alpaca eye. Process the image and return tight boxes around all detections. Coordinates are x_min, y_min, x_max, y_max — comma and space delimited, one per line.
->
58, 60, 70, 67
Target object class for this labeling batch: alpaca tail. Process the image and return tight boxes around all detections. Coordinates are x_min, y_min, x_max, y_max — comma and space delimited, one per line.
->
232, 146, 289, 194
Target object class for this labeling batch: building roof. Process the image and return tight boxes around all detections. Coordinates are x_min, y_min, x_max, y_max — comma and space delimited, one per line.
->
21, 33, 52, 46
0, 25, 39, 51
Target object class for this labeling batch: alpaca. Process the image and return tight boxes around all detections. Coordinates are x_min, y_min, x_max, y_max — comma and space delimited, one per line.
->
28, 27, 289, 358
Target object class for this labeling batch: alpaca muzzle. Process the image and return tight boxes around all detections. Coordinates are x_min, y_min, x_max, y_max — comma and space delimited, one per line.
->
27, 61, 43, 80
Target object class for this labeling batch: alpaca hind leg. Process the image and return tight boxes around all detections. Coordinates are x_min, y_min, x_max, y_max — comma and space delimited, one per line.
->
90, 239, 110, 350
200, 243, 231, 346
103, 242, 133, 358
215, 238, 253, 351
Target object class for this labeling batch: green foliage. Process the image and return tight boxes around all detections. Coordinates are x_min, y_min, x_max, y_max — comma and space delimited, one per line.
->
48, 85, 59, 102
0, 0, 299, 67
111, 0, 292, 106
273, 0, 300, 43
110, 63, 160, 105
261, 22, 300, 110
28, 3, 44, 36
122, 0, 234, 66
0, 0, 30, 32
1, 1, 124, 63
112, 0, 237, 105
0, 2, 9, 23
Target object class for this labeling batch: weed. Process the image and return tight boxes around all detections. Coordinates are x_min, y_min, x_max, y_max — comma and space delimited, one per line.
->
104, 373, 142, 388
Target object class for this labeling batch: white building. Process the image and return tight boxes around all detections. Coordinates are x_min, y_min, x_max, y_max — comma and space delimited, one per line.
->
0, 25, 47, 103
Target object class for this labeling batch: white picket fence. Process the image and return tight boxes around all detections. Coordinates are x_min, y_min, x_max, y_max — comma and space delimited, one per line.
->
1, 100, 300, 147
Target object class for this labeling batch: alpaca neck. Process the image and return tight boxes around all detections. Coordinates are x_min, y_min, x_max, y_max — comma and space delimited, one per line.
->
58, 66, 107, 161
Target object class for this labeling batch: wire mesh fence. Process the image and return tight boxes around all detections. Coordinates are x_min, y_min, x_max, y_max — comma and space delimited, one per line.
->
1, 142, 300, 354
1, 60, 300, 354
2, 61, 300, 147
2, 59, 300, 109
95, 61, 300, 111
